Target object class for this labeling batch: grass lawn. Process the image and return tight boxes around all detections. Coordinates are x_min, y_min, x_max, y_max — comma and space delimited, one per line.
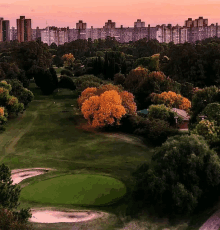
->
20, 174, 126, 206
0, 81, 214, 229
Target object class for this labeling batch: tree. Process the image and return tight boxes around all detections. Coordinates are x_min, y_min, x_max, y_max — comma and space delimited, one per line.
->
192, 119, 219, 143
5, 79, 34, 108
151, 91, 191, 112
58, 76, 76, 90
190, 86, 220, 127
81, 90, 126, 128
124, 66, 149, 94
131, 134, 220, 216
33, 68, 57, 95
62, 53, 75, 69
148, 104, 179, 126
77, 84, 137, 117
0, 86, 24, 117
0, 164, 33, 230
202, 103, 220, 126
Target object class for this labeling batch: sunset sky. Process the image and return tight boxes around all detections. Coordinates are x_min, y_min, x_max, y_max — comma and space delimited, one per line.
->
1, 0, 220, 28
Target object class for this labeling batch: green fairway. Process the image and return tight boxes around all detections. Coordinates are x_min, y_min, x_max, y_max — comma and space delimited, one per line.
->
20, 174, 126, 206
0, 82, 194, 229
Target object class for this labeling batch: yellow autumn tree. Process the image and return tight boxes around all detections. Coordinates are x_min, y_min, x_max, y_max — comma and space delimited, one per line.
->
78, 84, 137, 116
151, 91, 191, 111
81, 90, 126, 128
77, 87, 98, 108
62, 53, 75, 68
119, 91, 137, 115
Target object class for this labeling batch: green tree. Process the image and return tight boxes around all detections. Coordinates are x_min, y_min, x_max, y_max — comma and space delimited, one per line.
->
131, 134, 220, 217
0, 164, 33, 230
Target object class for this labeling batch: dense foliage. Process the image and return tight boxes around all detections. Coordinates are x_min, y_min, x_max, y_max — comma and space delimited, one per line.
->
0, 164, 32, 229
151, 91, 191, 112
132, 135, 220, 216
58, 76, 76, 90
79, 84, 137, 128
81, 90, 127, 128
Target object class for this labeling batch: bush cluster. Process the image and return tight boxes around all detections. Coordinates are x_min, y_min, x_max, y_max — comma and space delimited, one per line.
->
60, 69, 73, 77
131, 134, 220, 217
58, 76, 76, 90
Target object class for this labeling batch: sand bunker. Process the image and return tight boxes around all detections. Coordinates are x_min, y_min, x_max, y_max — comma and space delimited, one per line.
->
30, 209, 105, 223
11, 168, 108, 223
11, 168, 54, 184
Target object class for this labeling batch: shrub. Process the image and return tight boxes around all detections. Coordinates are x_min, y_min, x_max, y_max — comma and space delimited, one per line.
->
0, 87, 10, 105
148, 104, 177, 126
114, 73, 125, 86
0, 208, 33, 230
6, 95, 24, 115
0, 80, 12, 91
5, 79, 34, 108
192, 119, 219, 143
58, 76, 76, 90
144, 119, 178, 144
190, 86, 220, 124
202, 103, 220, 126
60, 69, 73, 77
78, 81, 101, 93
132, 134, 220, 216
0, 107, 7, 125
75, 75, 104, 90
119, 115, 144, 134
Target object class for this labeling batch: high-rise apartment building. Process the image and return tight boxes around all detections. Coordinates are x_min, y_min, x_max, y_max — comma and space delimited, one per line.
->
17, 16, 32, 42
0, 17, 10, 41
2, 20, 10, 41
10, 27, 17, 41
41, 26, 68, 46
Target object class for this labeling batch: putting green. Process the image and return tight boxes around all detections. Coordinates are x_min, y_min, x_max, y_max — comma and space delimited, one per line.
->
20, 174, 126, 206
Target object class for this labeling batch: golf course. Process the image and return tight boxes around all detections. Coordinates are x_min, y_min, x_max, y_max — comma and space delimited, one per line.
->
0, 80, 218, 230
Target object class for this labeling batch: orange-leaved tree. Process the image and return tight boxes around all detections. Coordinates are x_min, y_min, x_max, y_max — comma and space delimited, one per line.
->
119, 91, 137, 115
78, 84, 137, 116
81, 90, 126, 128
151, 91, 191, 111
62, 53, 75, 68
77, 87, 98, 108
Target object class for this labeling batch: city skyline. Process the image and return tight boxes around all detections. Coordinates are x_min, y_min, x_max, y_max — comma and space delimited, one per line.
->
1, 0, 220, 28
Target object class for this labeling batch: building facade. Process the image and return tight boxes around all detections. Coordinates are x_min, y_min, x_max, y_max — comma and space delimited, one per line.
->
41, 26, 68, 46
1, 16, 220, 44
16, 16, 32, 42
0, 17, 10, 42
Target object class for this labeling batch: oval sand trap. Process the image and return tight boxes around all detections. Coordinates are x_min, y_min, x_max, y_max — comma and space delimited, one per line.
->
30, 209, 105, 223
20, 174, 126, 206
11, 168, 54, 184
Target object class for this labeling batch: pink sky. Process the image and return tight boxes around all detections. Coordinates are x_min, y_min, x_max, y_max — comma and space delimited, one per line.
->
1, 0, 220, 28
